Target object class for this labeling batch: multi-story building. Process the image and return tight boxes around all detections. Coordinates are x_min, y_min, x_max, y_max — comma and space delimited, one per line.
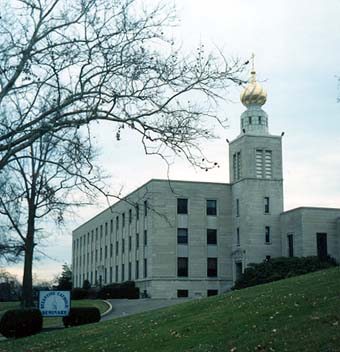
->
72, 64, 340, 298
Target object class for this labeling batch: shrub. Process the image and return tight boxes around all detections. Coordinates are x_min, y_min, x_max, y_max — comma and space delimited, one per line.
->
233, 256, 337, 290
98, 281, 139, 299
0, 308, 43, 338
62, 307, 100, 327
71, 287, 89, 300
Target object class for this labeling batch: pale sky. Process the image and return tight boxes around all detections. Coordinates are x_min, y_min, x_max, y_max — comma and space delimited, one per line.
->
5, 0, 340, 281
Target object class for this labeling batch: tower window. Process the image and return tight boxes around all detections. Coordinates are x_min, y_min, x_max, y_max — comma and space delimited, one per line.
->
236, 198, 240, 217
256, 149, 263, 178
206, 200, 217, 216
233, 152, 242, 181
237, 227, 240, 246
265, 226, 271, 244
177, 228, 188, 244
264, 197, 270, 213
264, 150, 272, 178
177, 198, 188, 214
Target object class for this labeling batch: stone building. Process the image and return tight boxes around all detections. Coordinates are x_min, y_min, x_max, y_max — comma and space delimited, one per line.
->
72, 63, 340, 298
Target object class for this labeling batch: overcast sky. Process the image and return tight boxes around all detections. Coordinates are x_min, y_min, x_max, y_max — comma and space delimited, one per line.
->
6, 0, 340, 281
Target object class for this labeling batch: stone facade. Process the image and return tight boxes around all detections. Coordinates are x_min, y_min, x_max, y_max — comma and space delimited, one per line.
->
72, 69, 340, 298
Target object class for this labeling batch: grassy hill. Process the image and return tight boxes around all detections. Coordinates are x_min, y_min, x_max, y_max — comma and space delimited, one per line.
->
1, 267, 340, 352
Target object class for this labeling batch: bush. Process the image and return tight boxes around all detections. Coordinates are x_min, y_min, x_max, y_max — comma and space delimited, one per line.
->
62, 307, 100, 327
71, 287, 89, 300
233, 256, 337, 290
98, 281, 139, 299
0, 308, 43, 338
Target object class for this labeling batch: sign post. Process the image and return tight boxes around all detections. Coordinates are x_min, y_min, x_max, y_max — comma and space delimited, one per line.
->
38, 291, 71, 317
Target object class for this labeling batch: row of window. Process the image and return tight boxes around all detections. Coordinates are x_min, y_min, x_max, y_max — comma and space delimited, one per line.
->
75, 201, 148, 251
242, 115, 268, 127
74, 231, 147, 269
232, 149, 273, 181
177, 289, 218, 298
235, 196, 270, 217
235, 226, 271, 246
76, 259, 148, 287
177, 257, 218, 277
177, 198, 217, 216
177, 228, 217, 245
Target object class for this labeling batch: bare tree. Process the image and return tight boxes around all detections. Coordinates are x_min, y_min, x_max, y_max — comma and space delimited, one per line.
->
0, 0, 246, 171
0, 130, 104, 307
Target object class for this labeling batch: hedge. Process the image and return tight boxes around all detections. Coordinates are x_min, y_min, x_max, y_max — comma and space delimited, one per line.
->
63, 307, 101, 327
0, 308, 43, 338
233, 256, 337, 290
98, 281, 139, 299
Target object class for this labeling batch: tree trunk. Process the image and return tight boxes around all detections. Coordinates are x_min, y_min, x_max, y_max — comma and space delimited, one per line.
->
21, 208, 35, 308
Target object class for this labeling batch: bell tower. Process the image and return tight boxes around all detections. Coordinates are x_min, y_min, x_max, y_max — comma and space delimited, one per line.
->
229, 55, 284, 280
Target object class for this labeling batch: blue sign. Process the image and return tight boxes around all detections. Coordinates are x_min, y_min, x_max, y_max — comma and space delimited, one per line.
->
38, 291, 71, 317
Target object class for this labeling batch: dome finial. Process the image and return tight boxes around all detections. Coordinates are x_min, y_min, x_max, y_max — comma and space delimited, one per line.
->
250, 52, 256, 83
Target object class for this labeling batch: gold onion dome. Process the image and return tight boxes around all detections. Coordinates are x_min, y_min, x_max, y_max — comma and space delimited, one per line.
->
240, 54, 267, 107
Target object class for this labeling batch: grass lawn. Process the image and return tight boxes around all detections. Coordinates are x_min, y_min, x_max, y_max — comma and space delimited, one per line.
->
0, 299, 109, 328
1, 268, 340, 351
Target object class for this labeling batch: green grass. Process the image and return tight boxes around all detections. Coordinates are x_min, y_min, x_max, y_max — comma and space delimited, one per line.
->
1, 268, 340, 351
0, 299, 109, 328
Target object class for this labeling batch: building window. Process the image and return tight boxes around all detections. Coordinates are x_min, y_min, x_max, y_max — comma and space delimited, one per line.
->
129, 236, 132, 251
259, 116, 262, 125
264, 197, 270, 214
116, 216, 119, 230
317, 233, 328, 261
207, 289, 218, 297
121, 264, 125, 282
144, 200, 148, 217
100, 225, 103, 238
177, 228, 188, 244
95, 249, 98, 262
177, 257, 188, 277
122, 239, 125, 253
129, 209, 132, 224
110, 244, 113, 257
177, 290, 189, 298
207, 229, 217, 245
116, 241, 119, 255
177, 198, 188, 214
128, 262, 132, 281
115, 266, 118, 282
237, 228, 240, 246
144, 259, 147, 278
236, 198, 240, 217
143, 230, 147, 246
136, 260, 139, 279
110, 267, 113, 282
248, 116, 252, 125
105, 222, 108, 236
110, 219, 113, 233
207, 200, 217, 216
287, 234, 294, 257
105, 245, 107, 259
136, 204, 139, 220
207, 258, 218, 277
136, 233, 139, 249
100, 248, 102, 261
122, 213, 125, 227
265, 226, 271, 244
104, 268, 107, 284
